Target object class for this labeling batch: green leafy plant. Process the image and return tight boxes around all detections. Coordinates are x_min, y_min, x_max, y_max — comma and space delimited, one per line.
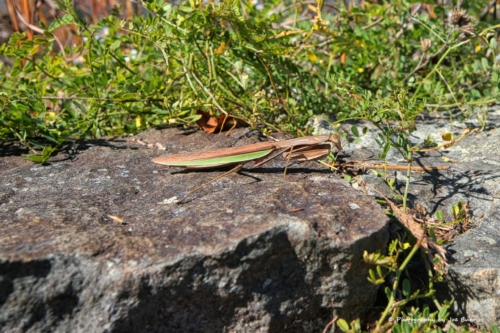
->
336, 235, 497, 333
1, 0, 498, 165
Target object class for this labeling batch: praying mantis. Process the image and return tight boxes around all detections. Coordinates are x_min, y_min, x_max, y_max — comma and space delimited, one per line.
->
152, 134, 341, 203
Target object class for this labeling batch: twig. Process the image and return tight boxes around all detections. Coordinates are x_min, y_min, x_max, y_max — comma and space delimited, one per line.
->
322, 316, 338, 333
418, 128, 476, 152
323, 161, 450, 171
41, 96, 164, 102
6, 0, 20, 32
362, 17, 384, 30
22, 0, 33, 40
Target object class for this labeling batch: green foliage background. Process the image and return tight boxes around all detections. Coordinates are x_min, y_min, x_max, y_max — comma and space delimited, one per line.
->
0, 0, 499, 163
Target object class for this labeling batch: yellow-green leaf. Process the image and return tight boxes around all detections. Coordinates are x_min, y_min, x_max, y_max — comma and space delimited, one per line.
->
442, 133, 454, 141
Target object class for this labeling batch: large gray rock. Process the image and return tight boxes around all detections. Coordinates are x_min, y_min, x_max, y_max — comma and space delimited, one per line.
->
434, 112, 500, 327
0, 127, 389, 332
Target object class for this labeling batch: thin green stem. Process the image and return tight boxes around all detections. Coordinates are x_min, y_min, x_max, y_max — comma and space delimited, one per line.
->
413, 39, 470, 99
190, 67, 228, 115
26, 58, 64, 84
179, 53, 198, 99
426, 98, 498, 108
253, 52, 296, 128
435, 68, 460, 108
411, 17, 446, 43
376, 237, 423, 331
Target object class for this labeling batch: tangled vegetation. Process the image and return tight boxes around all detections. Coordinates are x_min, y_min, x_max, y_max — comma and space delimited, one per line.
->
1, 0, 499, 163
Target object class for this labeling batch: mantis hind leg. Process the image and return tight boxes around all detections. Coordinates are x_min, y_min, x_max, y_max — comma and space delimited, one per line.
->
177, 163, 244, 204
253, 146, 294, 179
283, 146, 294, 179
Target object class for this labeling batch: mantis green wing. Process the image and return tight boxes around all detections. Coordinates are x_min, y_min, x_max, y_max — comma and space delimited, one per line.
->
152, 149, 273, 169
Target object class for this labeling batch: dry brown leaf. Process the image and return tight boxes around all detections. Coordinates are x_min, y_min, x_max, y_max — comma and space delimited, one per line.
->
195, 110, 247, 134
107, 215, 125, 224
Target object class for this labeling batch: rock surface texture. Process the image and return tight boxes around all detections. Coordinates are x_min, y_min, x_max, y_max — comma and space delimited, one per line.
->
311, 106, 500, 328
0, 128, 389, 333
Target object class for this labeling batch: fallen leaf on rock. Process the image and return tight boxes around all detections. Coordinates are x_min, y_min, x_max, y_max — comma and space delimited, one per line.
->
107, 215, 125, 224
196, 110, 246, 135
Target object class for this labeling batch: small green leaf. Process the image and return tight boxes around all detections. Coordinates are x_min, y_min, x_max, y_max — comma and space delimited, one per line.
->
41, 134, 58, 144
388, 239, 398, 254
437, 306, 449, 320
25, 154, 45, 163
401, 321, 410, 333
451, 204, 460, 219
152, 108, 170, 115
111, 40, 122, 50
368, 269, 376, 281
471, 89, 482, 99
402, 279, 411, 297
379, 142, 390, 159
384, 286, 391, 299
481, 57, 490, 71
422, 305, 430, 318
429, 227, 436, 241
442, 133, 453, 141
72, 101, 87, 114
178, 5, 193, 12
492, 72, 498, 83
14, 102, 28, 112
336, 318, 349, 332
48, 13, 76, 31
10, 67, 20, 77
351, 125, 360, 137
490, 37, 497, 51
24, 146, 55, 163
